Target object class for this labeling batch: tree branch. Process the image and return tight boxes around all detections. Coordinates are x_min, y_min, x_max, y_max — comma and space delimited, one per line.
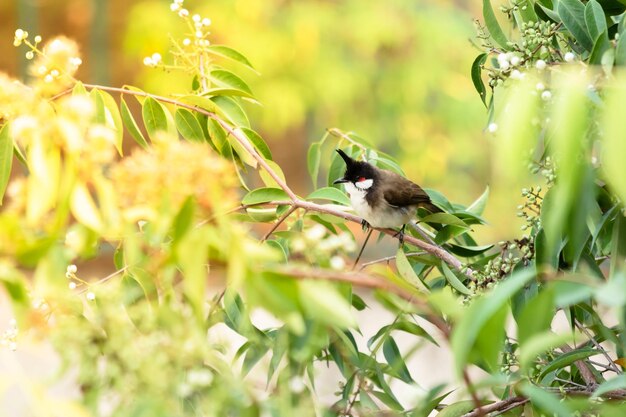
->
56, 84, 474, 280
460, 396, 528, 417
261, 205, 297, 241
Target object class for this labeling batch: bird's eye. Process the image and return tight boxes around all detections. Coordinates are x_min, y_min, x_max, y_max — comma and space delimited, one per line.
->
357, 176, 366, 182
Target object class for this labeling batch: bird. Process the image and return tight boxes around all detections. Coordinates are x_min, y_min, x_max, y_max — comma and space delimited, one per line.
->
333, 148, 441, 243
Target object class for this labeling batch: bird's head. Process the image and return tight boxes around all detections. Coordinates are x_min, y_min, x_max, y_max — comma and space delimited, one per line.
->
333, 149, 378, 190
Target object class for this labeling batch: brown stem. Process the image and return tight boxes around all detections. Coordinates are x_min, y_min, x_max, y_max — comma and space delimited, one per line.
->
461, 396, 528, 417
560, 344, 597, 388
261, 205, 297, 241
574, 319, 622, 375
359, 251, 427, 270
462, 370, 485, 417
352, 228, 373, 270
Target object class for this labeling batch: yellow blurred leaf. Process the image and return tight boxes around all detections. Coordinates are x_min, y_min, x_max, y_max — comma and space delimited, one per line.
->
71, 182, 104, 232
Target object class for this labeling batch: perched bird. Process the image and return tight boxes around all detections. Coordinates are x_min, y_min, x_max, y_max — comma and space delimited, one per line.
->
333, 149, 441, 242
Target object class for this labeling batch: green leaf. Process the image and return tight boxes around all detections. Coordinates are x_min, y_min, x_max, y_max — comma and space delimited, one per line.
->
120, 98, 148, 149
519, 331, 573, 372
517, 286, 555, 346
206, 45, 257, 72
396, 249, 429, 292
451, 268, 536, 374
539, 348, 599, 379
0, 124, 13, 205
299, 280, 355, 329
588, 30, 611, 65
175, 108, 205, 142
242, 188, 290, 205
240, 127, 272, 160
307, 142, 321, 188
448, 243, 494, 257
603, 79, 626, 203
306, 187, 351, 206
97, 90, 124, 154
383, 336, 413, 383
211, 96, 250, 128
437, 400, 477, 417
208, 69, 254, 98
171, 196, 195, 241
616, 32, 626, 66
558, 0, 594, 51
420, 213, 468, 228
585, 0, 608, 41
471, 53, 488, 106
483, 0, 510, 49
467, 186, 489, 215
441, 262, 471, 295
142, 97, 168, 141
519, 383, 573, 417
175, 228, 210, 320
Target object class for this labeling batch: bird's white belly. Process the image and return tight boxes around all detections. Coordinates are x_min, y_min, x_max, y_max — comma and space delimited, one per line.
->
344, 184, 412, 228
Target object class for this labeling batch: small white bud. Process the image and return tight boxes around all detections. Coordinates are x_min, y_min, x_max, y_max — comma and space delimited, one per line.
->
535, 82, 545, 91
510, 69, 522, 80
202, 18, 211, 26
499, 60, 510, 70
178, 8, 189, 17
535, 59, 547, 70
143, 57, 153, 66
330, 256, 346, 270
86, 291, 96, 301
14, 29, 25, 39
151, 53, 162, 63
564, 52, 575, 62
195, 30, 203, 38
183, 38, 191, 46
44, 74, 53, 83
289, 376, 306, 393
192, 14, 201, 22
25, 51, 34, 60
541, 90, 552, 101
510, 55, 521, 66
170, 2, 180, 11
67, 264, 78, 274
34, 35, 42, 43
69, 282, 77, 290
50, 69, 60, 77
487, 122, 498, 133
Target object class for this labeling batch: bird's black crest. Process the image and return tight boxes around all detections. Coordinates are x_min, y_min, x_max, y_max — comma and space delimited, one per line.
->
335, 149, 378, 181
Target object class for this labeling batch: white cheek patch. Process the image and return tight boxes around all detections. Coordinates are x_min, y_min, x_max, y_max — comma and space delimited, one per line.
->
355, 179, 373, 190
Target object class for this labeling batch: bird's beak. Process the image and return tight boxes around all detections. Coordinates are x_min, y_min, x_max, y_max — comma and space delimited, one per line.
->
333, 178, 348, 184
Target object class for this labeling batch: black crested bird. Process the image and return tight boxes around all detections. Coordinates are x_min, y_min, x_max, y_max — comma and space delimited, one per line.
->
333, 149, 441, 242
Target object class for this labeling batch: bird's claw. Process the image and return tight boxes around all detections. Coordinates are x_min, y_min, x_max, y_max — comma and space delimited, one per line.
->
361, 219, 370, 232
393, 225, 406, 246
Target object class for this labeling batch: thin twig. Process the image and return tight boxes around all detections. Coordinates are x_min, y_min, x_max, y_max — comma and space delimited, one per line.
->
560, 344, 597, 388
352, 228, 373, 270
359, 252, 427, 270
574, 319, 622, 375
461, 396, 528, 417
409, 222, 437, 246
262, 205, 297, 241
54, 84, 474, 279
462, 370, 485, 417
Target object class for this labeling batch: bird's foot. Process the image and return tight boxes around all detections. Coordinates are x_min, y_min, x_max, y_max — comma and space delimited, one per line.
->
361, 219, 370, 232
393, 225, 406, 246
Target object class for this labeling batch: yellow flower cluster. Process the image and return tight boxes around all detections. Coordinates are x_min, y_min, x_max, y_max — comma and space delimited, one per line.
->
30, 36, 81, 96
110, 136, 238, 222
0, 72, 35, 120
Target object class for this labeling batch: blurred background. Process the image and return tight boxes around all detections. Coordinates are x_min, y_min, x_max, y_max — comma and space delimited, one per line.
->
0, 0, 525, 242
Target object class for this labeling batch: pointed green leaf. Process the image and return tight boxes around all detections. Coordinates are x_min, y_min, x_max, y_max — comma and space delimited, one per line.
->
585, 0, 608, 41
589, 30, 611, 65
383, 336, 413, 383
120, 97, 148, 148
421, 213, 468, 227
211, 96, 249, 128
307, 143, 321, 188
97, 90, 124, 154
483, 0, 510, 49
0, 124, 13, 204
242, 187, 290, 205
306, 187, 351, 206
467, 186, 490, 215
396, 248, 429, 292
175, 108, 205, 142
441, 263, 472, 295
592, 375, 626, 398
299, 280, 355, 328
451, 268, 536, 374
539, 348, 599, 378
617, 32, 626, 66
240, 127, 272, 160
142, 97, 168, 140
471, 53, 488, 106
206, 45, 257, 72
208, 69, 254, 97
558, 0, 594, 51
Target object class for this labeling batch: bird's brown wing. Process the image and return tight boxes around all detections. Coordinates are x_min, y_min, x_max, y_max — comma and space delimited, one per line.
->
381, 171, 441, 212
